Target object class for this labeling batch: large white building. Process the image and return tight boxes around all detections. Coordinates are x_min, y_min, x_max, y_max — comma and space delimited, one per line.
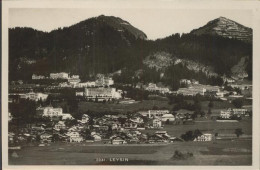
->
84, 87, 121, 100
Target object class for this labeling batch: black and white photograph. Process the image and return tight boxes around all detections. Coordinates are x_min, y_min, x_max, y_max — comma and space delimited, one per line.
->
1, 0, 260, 168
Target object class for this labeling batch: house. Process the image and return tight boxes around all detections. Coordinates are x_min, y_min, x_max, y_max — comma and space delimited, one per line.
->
82, 114, 89, 123
92, 134, 102, 141
111, 137, 127, 145
66, 132, 83, 142
61, 113, 74, 120
161, 114, 175, 122
95, 76, 114, 87
75, 92, 84, 96
180, 79, 191, 86
194, 133, 213, 142
54, 121, 66, 130
124, 121, 137, 129
152, 118, 162, 128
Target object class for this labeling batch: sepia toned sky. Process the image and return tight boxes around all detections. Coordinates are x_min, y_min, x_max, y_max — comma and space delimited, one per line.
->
9, 8, 253, 40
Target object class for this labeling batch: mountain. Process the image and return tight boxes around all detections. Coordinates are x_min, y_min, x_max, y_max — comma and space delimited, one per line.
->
9, 16, 252, 86
190, 17, 252, 43
9, 15, 147, 80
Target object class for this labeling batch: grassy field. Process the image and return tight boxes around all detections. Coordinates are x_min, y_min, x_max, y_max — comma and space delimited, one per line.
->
9, 139, 252, 165
144, 119, 252, 137
78, 100, 172, 113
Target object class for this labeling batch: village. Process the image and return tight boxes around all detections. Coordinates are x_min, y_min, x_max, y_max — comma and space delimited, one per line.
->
8, 72, 252, 149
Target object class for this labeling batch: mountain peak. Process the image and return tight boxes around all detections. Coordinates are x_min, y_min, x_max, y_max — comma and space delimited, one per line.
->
191, 17, 252, 42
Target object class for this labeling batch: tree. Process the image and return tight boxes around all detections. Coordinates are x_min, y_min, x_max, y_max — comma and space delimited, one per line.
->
234, 128, 243, 138
232, 99, 244, 108
208, 100, 214, 109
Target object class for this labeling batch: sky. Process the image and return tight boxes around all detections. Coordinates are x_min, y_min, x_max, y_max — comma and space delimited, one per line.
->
9, 8, 253, 40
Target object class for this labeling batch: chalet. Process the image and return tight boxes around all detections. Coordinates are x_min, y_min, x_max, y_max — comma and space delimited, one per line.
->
153, 118, 162, 128
194, 133, 213, 142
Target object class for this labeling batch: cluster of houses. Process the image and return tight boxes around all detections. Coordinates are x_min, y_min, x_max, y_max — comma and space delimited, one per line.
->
9, 104, 215, 146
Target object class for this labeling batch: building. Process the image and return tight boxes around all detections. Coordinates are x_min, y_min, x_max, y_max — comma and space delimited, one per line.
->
54, 121, 66, 130
92, 134, 102, 141
61, 113, 74, 120
20, 92, 48, 101
153, 118, 162, 128
194, 133, 213, 142
95, 76, 114, 87
32, 74, 45, 80
67, 132, 83, 142
8, 112, 13, 122
111, 137, 127, 145
230, 108, 247, 116
82, 114, 89, 123
177, 87, 206, 96
180, 79, 191, 86
50, 72, 69, 79
75, 92, 84, 96
161, 114, 175, 122
139, 110, 169, 118
36, 106, 63, 118
145, 83, 170, 94
68, 77, 81, 84
220, 111, 231, 119
84, 87, 122, 100
78, 81, 96, 88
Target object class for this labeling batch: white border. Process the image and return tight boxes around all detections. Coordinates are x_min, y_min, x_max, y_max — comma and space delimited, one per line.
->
2, 0, 260, 170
